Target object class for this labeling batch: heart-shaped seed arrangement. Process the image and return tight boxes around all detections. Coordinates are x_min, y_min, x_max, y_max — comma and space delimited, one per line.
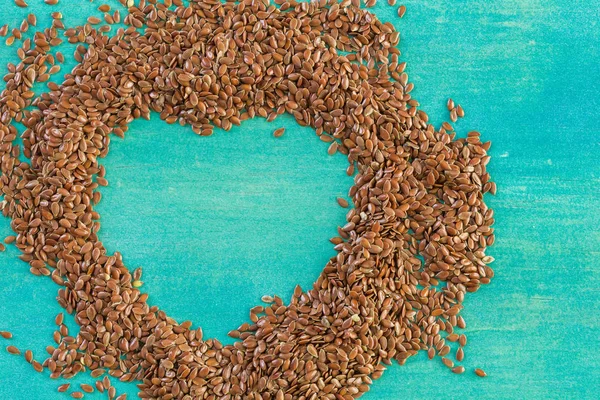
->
0, 0, 495, 398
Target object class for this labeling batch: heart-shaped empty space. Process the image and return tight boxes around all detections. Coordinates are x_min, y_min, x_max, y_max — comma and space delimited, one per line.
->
96, 113, 352, 343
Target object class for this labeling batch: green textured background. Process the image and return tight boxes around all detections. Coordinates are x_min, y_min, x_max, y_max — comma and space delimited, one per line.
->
0, 0, 599, 399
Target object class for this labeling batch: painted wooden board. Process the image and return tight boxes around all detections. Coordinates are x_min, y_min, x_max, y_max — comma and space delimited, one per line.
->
0, 0, 598, 399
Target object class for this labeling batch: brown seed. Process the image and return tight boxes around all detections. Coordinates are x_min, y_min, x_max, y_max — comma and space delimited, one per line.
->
0, 243, 5, 252
71, 392, 84, 399
6, 345, 20, 355
459, 334, 467, 347
5, 36, 14, 46
457, 105, 465, 118
456, 347, 464, 362
327, 141, 338, 155
80, 384, 94, 393
475, 368, 487, 377
27, 14, 36, 26
98, 4, 110, 12
261, 295, 273, 303
398, 5, 406, 18
14, 0, 28, 7
4, 236, 16, 244
91, 368, 105, 378
427, 347, 435, 359
87, 17, 101, 25
24, 349, 33, 363
336, 197, 349, 208
388, 0, 396, 5
273, 127, 285, 137
44, 0, 57, 4
32, 360, 43, 372
450, 109, 458, 122
0, 25, 7, 37
452, 366, 465, 374
442, 357, 454, 368
58, 383, 70, 392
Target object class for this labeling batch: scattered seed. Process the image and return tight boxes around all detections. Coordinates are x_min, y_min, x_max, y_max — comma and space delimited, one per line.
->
80, 384, 94, 393
25, 349, 33, 363
5, 36, 15, 46
32, 360, 43, 372
450, 108, 458, 122
44, 0, 58, 4
456, 347, 464, 362
58, 383, 70, 392
71, 392, 84, 399
27, 14, 36, 26
14, 0, 28, 7
132, 280, 143, 288
398, 5, 406, 18
475, 368, 487, 377
273, 127, 285, 137
261, 295, 273, 303
336, 197, 349, 208
442, 357, 454, 368
98, 4, 110, 12
0, 331, 13, 339
6, 345, 20, 355
452, 366, 465, 374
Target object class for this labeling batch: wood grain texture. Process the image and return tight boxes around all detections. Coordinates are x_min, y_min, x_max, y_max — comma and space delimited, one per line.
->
0, 0, 598, 399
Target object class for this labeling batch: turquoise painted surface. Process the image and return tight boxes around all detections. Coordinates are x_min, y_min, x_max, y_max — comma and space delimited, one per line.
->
0, 0, 599, 399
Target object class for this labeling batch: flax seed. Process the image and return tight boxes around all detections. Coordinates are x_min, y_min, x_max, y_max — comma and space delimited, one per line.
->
398, 5, 406, 18
336, 197, 349, 208
80, 384, 94, 393
452, 366, 465, 374
58, 383, 70, 392
273, 127, 285, 137
0, 1, 495, 397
